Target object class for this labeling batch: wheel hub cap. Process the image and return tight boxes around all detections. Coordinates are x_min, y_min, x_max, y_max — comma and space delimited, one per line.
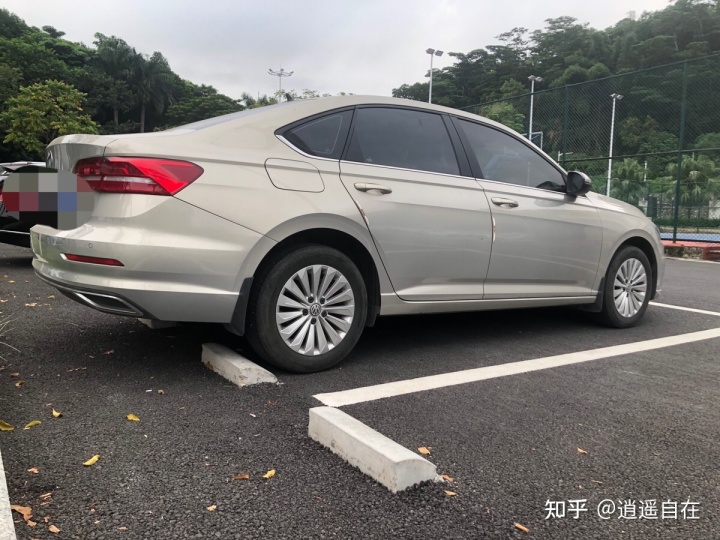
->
276, 265, 355, 356
613, 258, 647, 318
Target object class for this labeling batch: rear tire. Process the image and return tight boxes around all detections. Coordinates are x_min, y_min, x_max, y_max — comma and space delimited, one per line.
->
596, 246, 652, 328
246, 245, 367, 373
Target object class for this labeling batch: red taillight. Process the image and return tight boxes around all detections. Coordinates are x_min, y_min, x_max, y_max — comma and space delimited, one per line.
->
74, 157, 203, 196
62, 253, 124, 266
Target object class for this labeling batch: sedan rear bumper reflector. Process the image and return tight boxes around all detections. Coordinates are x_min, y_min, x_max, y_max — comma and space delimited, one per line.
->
61, 253, 124, 266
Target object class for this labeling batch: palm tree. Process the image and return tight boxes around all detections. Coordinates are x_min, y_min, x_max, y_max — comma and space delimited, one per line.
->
663, 155, 720, 217
92, 33, 134, 126
611, 158, 647, 206
131, 52, 176, 132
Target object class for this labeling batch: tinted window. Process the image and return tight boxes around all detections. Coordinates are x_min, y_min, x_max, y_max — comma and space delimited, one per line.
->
456, 119, 565, 191
284, 110, 353, 159
345, 108, 460, 175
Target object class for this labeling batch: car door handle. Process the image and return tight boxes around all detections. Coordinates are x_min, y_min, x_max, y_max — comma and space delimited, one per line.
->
354, 183, 392, 195
491, 197, 519, 208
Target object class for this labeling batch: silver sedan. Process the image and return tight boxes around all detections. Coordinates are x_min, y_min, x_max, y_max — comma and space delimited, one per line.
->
31, 96, 664, 372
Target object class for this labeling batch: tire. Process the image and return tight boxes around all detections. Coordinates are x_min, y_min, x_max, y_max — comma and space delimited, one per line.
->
246, 245, 368, 373
596, 246, 652, 328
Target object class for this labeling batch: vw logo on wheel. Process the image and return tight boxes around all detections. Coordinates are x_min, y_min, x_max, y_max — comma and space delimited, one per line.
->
309, 303, 322, 317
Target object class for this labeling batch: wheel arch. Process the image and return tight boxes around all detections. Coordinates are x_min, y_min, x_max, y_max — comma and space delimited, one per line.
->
228, 218, 386, 336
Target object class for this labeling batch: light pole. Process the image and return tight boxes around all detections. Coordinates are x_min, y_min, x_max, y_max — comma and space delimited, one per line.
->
268, 67, 293, 102
606, 93, 623, 196
426, 48, 443, 103
557, 151, 573, 165
528, 75, 543, 142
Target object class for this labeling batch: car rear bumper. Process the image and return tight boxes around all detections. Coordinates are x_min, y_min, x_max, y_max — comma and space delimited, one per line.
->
30, 198, 267, 322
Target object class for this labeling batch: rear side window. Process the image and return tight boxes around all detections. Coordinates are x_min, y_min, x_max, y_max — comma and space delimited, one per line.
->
455, 119, 565, 191
283, 110, 353, 159
345, 108, 460, 176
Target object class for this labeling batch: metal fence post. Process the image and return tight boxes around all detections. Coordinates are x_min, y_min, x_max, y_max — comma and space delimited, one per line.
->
673, 61, 689, 243
561, 86, 569, 167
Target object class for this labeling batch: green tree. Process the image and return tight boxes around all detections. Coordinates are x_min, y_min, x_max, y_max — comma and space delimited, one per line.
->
0, 80, 98, 158
663, 155, 720, 214
611, 158, 647, 206
165, 84, 243, 126
131, 51, 177, 132
477, 102, 526, 132
93, 33, 135, 126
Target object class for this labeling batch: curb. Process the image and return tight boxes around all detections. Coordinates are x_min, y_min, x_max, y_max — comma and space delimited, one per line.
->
201, 343, 277, 387
309, 406, 437, 493
0, 447, 17, 540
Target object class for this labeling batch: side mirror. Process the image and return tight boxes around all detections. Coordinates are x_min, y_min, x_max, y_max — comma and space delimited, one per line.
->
566, 171, 592, 196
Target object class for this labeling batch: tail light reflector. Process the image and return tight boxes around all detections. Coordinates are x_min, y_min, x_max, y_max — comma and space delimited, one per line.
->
62, 253, 124, 266
74, 157, 203, 195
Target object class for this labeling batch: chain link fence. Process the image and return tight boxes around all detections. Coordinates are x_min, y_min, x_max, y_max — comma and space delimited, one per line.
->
460, 54, 720, 242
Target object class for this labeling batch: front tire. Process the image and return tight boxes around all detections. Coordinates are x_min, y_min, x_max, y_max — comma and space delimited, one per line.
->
597, 246, 652, 328
246, 245, 367, 373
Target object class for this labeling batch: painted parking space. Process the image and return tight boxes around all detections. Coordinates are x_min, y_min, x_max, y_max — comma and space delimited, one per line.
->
2, 243, 719, 539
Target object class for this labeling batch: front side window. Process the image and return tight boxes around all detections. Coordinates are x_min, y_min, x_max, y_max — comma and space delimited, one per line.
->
456, 119, 566, 191
345, 108, 460, 176
283, 110, 353, 159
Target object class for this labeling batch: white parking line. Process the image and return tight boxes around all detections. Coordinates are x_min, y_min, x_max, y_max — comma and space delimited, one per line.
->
0, 447, 17, 540
314, 327, 720, 407
650, 302, 720, 317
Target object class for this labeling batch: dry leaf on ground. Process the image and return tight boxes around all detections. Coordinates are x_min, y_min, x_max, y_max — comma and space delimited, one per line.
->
126, 414, 140, 422
441, 474, 454, 482
27, 468, 39, 474
157, 389, 164, 395
10, 505, 32, 521
0, 420, 14, 431
9, 372, 19, 377
83, 454, 100, 466
117, 526, 128, 531
232, 473, 250, 480
52, 409, 62, 418
23, 420, 41, 430
27, 520, 37, 527
25, 303, 37, 307
207, 505, 217, 512
49, 524, 60, 533
263, 469, 276, 479
444, 490, 457, 496
418, 446, 431, 455
577, 447, 588, 454
15, 380, 25, 388
39, 492, 52, 500
514, 522, 530, 533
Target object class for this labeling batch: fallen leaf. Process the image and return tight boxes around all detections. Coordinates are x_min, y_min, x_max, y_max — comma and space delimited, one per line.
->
0, 420, 14, 431
27, 468, 39, 474
103, 350, 114, 355
8, 280, 14, 283
27, 520, 37, 527
591, 479, 603, 484
441, 474, 454, 483
49, 524, 60, 533
25, 303, 38, 307
126, 414, 140, 422
23, 420, 41, 430
232, 473, 250, 480
577, 447, 588, 455
47, 295, 55, 299
157, 389, 164, 395
44, 516, 50, 522
263, 469, 276, 479
15, 380, 25, 388
52, 409, 62, 418
418, 446, 431, 455
444, 490, 457, 496
514, 523, 530, 534
117, 526, 128, 531
206, 505, 217, 512
10, 372, 19, 377
39, 492, 52, 500
10, 505, 32, 521
83, 454, 100, 466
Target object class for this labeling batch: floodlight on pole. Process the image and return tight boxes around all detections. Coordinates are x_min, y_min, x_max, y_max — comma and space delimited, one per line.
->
268, 67, 293, 102
426, 48, 443, 104
528, 75, 543, 142
606, 93, 624, 196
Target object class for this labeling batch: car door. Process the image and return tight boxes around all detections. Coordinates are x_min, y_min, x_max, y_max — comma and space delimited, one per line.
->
339, 107, 493, 301
452, 117, 603, 299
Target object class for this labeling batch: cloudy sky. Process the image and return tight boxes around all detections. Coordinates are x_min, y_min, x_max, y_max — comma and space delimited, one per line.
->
4, 0, 671, 99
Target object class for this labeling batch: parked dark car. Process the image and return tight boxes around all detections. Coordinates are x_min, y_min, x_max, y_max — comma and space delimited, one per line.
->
0, 161, 51, 247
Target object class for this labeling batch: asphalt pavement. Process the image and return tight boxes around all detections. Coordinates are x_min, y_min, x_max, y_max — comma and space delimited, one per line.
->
1, 244, 719, 539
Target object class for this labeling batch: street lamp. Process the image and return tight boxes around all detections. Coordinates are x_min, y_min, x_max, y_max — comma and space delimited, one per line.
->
426, 48, 443, 104
606, 93, 624, 196
268, 67, 293, 102
528, 75, 543, 142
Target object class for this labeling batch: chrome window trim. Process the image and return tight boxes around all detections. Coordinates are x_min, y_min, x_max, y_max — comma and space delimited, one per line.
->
276, 134, 340, 163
